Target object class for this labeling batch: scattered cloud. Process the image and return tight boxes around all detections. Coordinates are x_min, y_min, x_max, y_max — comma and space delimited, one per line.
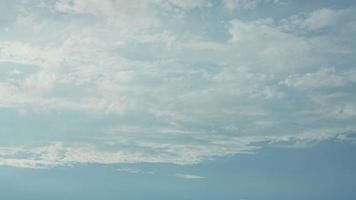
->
0, 1, 355, 169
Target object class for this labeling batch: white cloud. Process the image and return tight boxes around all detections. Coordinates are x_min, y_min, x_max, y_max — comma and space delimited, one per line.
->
1, 127, 354, 169
223, 0, 286, 11
0, 2, 355, 169
228, 18, 311, 72
0, 42, 61, 67
154, 0, 209, 11
15, 15, 44, 32
175, 174, 205, 179
53, 0, 210, 28
283, 67, 356, 119
284, 67, 356, 90
23, 70, 57, 93
116, 167, 154, 174
300, 8, 354, 31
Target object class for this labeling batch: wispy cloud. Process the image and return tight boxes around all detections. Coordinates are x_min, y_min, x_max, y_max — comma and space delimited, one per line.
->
175, 174, 205, 180
116, 167, 155, 174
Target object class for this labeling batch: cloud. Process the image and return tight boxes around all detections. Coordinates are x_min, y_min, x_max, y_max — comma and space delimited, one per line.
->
284, 67, 356, 90
0, 42, 61, 67
287, 8, 355, 31
283, 67, 356, 119
116, 167, 154, 174
223, 0, 286, 11
228, 18, 311, 72
0, 2, 355, 169
1, 128, 354, 169
175, 174, 205, 179
54, 0, 210, 28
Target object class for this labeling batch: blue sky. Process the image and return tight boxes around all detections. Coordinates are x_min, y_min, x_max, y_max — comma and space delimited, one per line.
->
0, 0, 356, 199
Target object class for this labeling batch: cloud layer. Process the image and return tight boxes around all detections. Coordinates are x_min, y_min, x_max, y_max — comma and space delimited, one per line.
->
0, 0, 356, 168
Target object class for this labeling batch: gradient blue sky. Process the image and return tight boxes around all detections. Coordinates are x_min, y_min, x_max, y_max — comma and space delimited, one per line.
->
0, 0, 356, 199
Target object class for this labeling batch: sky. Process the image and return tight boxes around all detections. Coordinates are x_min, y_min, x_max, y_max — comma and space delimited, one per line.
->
0, 0, 356, 199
